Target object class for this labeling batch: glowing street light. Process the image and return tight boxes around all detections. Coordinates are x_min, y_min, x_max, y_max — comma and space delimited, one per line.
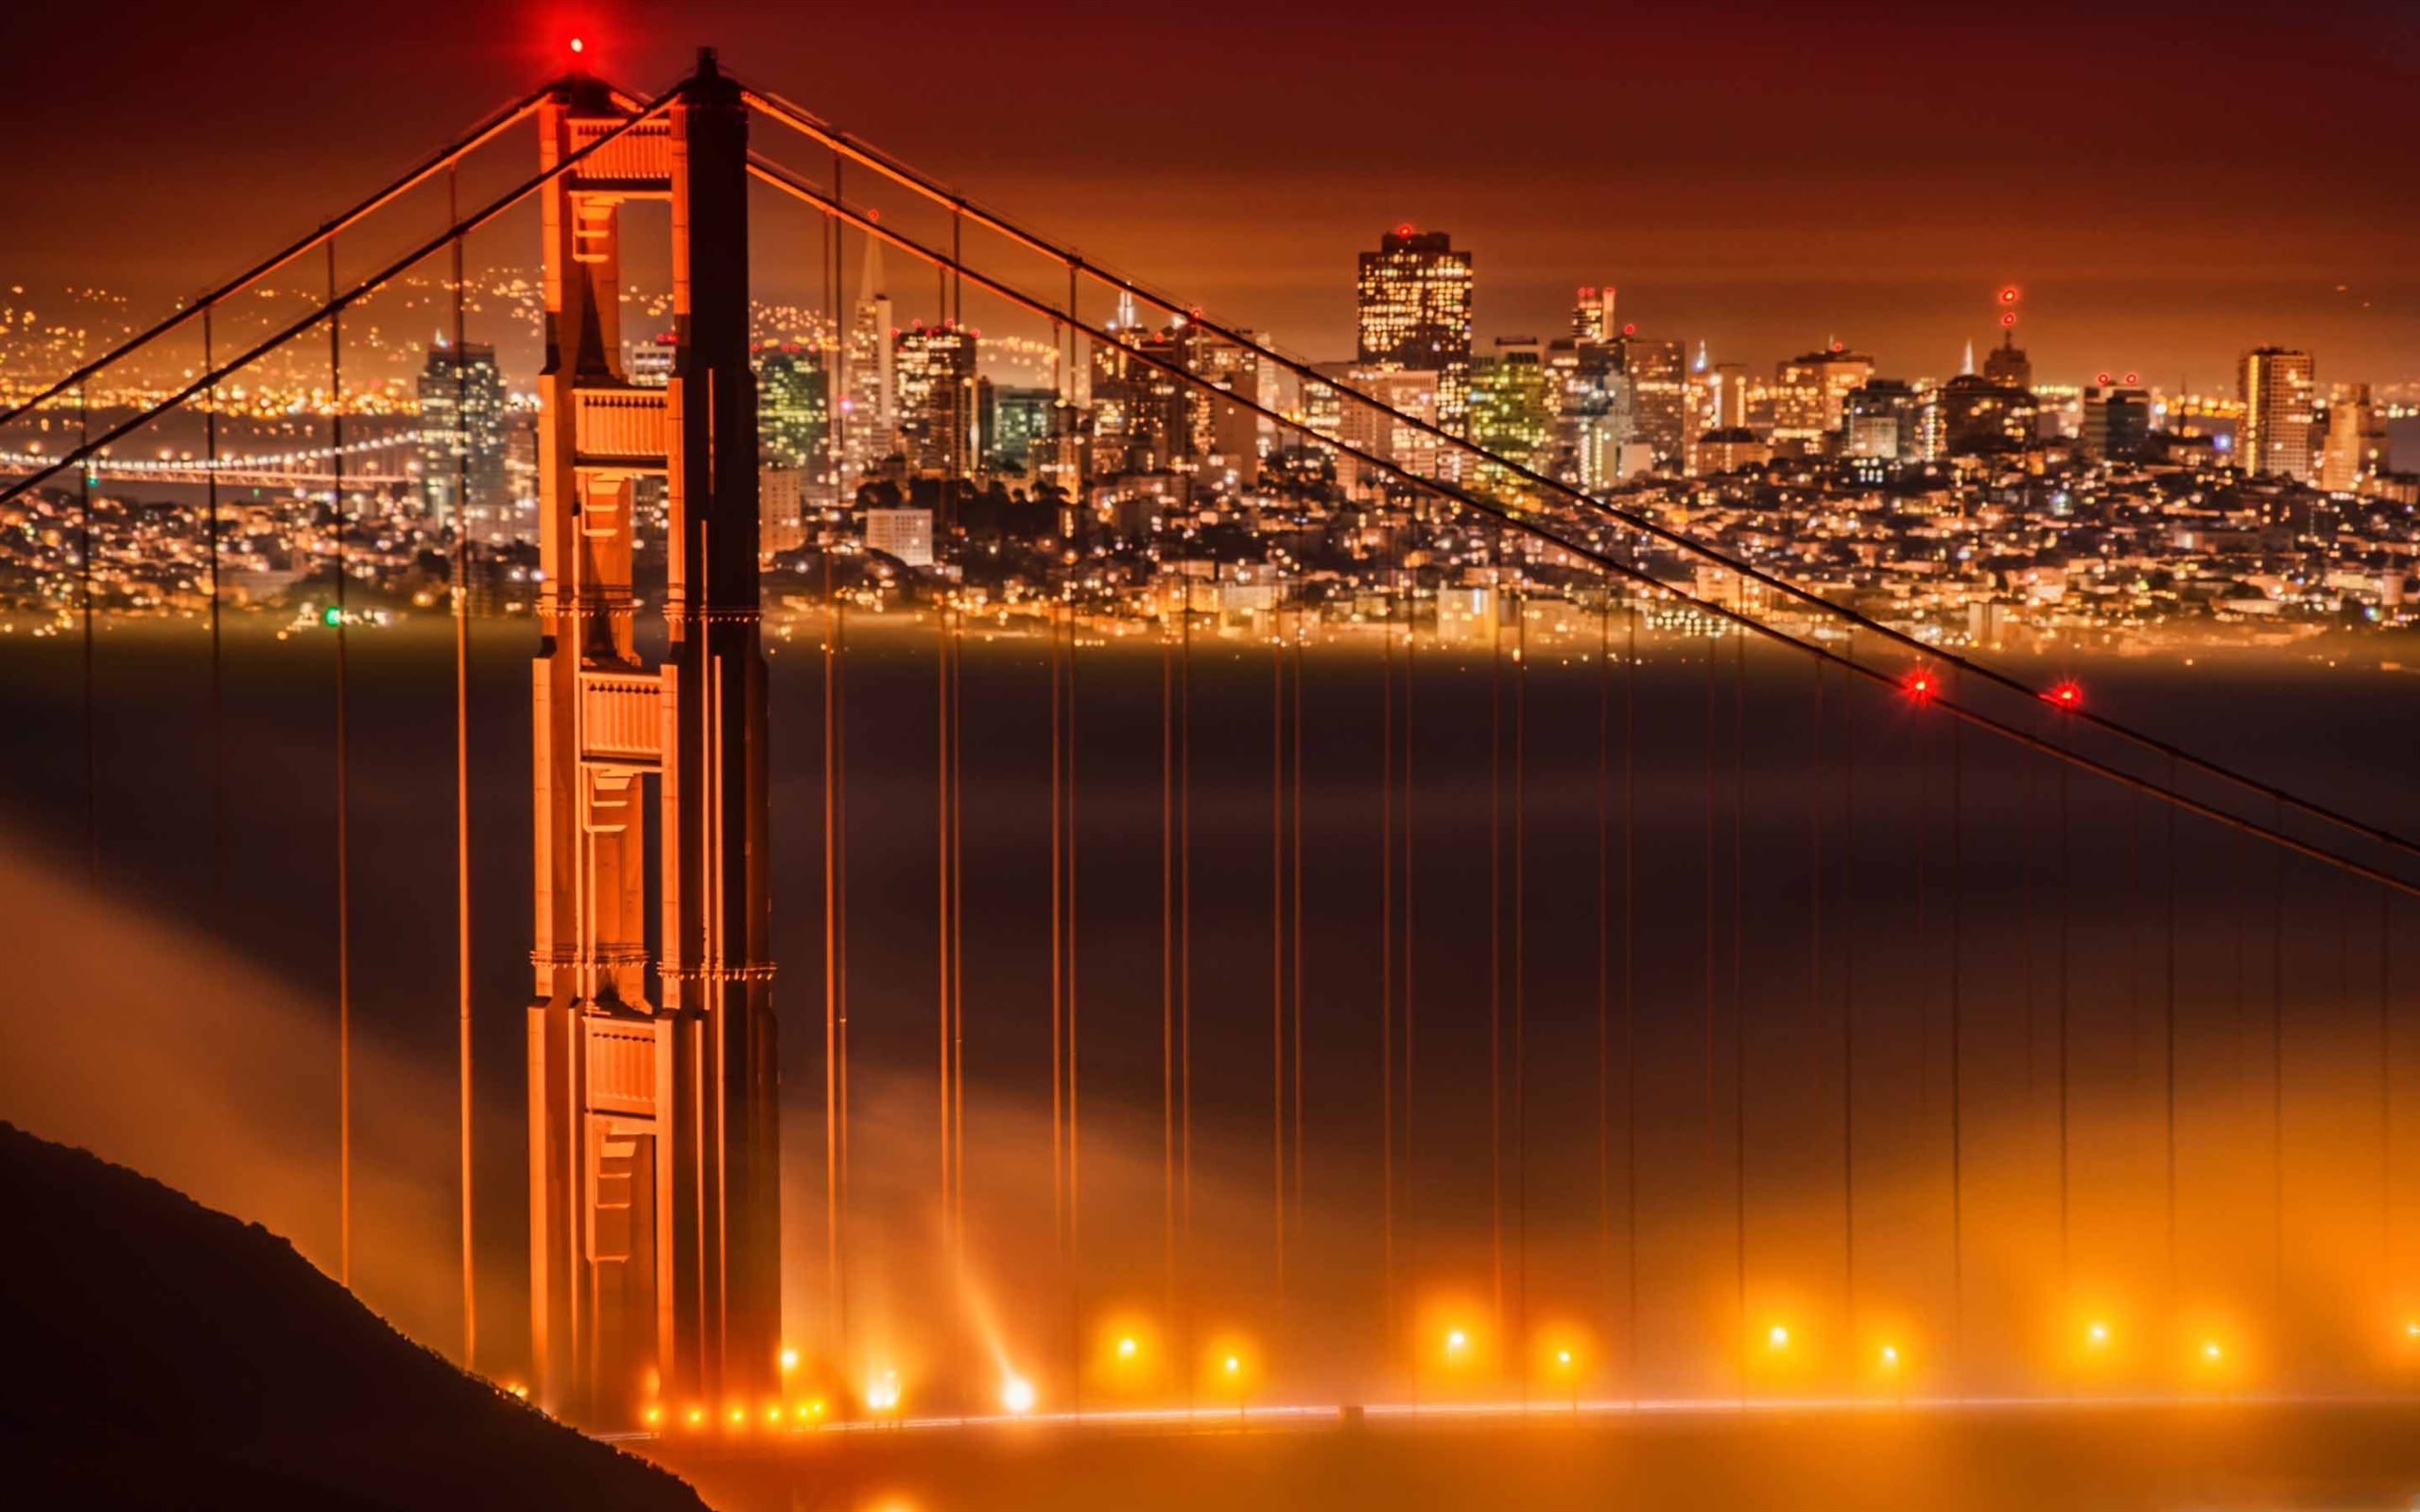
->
1116, 1336, 1139, 1361
1878, 1344, 1899, 1368
865, 1371, 901, 1413
1767, 1325, 1789, 1350
779, 1347, 800, 1374
642, 1404, 663, 1427
1444, 1329, 1468, 1357
1001, 1375, 1036, 1415
2085, 1321, 2110, 1348
2201, 1340, 2223, 1363
1223, 1354, 1241, 1376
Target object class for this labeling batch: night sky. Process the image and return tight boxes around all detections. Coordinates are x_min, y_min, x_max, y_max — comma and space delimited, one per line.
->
6, 0, 2415, 387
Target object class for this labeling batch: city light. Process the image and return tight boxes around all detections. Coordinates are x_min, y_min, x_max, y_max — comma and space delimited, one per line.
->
2086, 1321, 2110, 1347
779, 1347, 799, 1373
1879, 1344, 1899, 1368
1445, 1329, 1468, 1356
865, 1372, 901, 1412
684, 1406, 704, 1428
1001, 1375, 1036, 1414
1116, 1336, 1138, 1361
1767, 1325, 1789, 1350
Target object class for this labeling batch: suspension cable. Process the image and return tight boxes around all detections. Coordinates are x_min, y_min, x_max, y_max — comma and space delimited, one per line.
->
328, 239, 353, 1291
3, 88, 684, 516
747, 156, 2420, 898
78, 384, 95, 881
204, 307, 225, 907
447, 169, 475, 1370
0, 89, 549, 432
735, 84, 2420, 868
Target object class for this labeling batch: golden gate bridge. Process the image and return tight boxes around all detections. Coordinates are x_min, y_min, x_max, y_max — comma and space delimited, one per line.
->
4, 46, 2419, 1476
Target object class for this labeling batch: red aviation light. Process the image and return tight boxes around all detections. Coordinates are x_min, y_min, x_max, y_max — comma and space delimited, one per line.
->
2097, 372, 2112, 386
2000, 286, 2019, 303
1622, 322, 1637, 336
2001, 312, 2018, 327
2046, 679, 2083, 710
2123, 371, 2139, 386
1903, 667, 1939, 703
569, 36, 585, 54
1393, 222, 1417, 238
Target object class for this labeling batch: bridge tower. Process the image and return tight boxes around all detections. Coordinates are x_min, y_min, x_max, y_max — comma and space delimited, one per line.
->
526, 54, 778, 1425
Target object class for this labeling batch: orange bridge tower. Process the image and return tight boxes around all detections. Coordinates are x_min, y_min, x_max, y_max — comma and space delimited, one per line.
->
526, 54, 778, 1425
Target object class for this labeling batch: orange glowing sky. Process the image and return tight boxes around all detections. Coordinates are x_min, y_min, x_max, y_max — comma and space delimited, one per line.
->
6, 0, 2413, 387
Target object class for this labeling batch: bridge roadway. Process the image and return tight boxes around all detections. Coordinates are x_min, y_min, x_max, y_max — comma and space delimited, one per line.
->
632, 1393, 2420, 1512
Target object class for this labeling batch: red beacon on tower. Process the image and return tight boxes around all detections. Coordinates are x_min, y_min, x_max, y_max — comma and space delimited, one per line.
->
1904, 667, 1939, 703
2045, 679, 2083, 710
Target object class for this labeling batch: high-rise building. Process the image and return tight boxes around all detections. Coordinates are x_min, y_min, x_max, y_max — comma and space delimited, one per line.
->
628, 332, 678, 387
1934, 373, 2038, 457
754, 344, 829, 473
1357, 225, 1474, 433
1771, 348, 1875, 446
981, 382, 1056, 473
2080, 385, 2152, 461
1980, 331, 2032, 392
1609, 334, 1687, 464
1315, 363, 1441, 502
2238, 347, 2316, 480
415, 337, 508, 538
1571, 284, 1619, 343
841, 234, 898, 483
895, 320, 977, 476
1842, 379, 1920, 461
2321, 384, 2390, 493
1468, 343, 1552, 491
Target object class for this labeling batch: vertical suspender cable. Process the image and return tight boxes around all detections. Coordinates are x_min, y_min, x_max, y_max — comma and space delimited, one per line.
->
1480, 549, 1500, 1325
1402, 550, 1419, 1365
1051, 589, 1065, 1269
2272, 799, 2287, 1320
1065, 595, 1082, 1389
2165, 759, 2180, 1335
1513, 577, 1529, 1400
1271, 613, 1287, 1309
78, 384, 95, 880
1733, 623, 1747, 1400
1161, 606, 1176, 1334
1949, 677, 1963, 1375
1180, 570, 1196, 1393
1624, 592, 1638, 1390
329, 240, 353, 1289
1595, 596, 1612, 1334
447, 171, 475, 1368
938, 592, 955, 1290
1380, 552, 1396, 1356
1290, 612, 1305, 1244
2058, 711, 2074, 1340
2379, 887, 2394, 1305
1842, 635, 1859, 1353
204, 309, 225, 906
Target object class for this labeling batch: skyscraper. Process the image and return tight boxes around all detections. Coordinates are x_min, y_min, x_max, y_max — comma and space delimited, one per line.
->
1357, 225, 1474, 434
1571, 284, 1618, 343
2320, 383, 2390, 493
416, 337, 508, 539
1771, 347, 1875, 447
1980, 330, 2032, 392
754, 344, 829, 473
2238, 347, 2315, 480
894, 319, 977, 476
842, 233, 898, 483
1610, 334, 1688, 465
2081, 385, 2152, 461
1468, 341, 1551, 492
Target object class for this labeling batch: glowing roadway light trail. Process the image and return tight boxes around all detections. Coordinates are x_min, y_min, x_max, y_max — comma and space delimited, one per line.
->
604, 1389, 2420, 1446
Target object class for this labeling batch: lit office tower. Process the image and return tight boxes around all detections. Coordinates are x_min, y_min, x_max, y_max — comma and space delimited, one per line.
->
2321, 383, 2391, 493
2238, 347, 2316, 480
1357, 225, 1474, 433
1572, 284, 1619, 343
754, 344, 830, 473
1468, 340, 1552, 491
1610, 334, 1688, 465
1772, 347, 1876, 448
416, 337, 508, 539
2081, 385, 2152, 460
842, 233, 898, 482
894, 319, 978, 476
